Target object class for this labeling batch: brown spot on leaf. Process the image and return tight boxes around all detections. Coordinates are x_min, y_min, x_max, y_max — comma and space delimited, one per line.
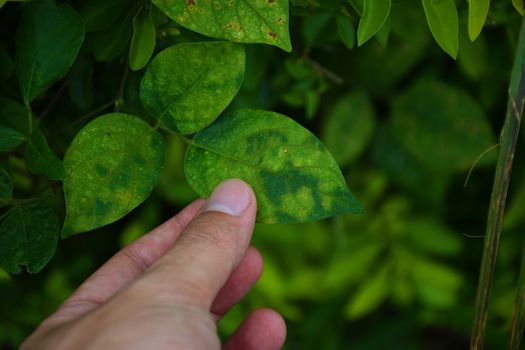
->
187, 0, 195, 5
269, 32, 277, 39
268, 0, 276, 3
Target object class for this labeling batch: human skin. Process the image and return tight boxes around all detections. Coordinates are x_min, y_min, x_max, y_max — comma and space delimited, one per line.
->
21, 179, 286, 350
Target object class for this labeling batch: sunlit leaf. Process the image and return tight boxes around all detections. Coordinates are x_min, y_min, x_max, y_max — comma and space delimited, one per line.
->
15, 0, 85, 104
151, 0, 291, 51
25, 128, 65, 181
140, 42, 245, 135
357, 0, 391, 46
0, 124, 24, 152
422, 0, 459, 58
468, 0, 490, 41
0, 203, 59, 274
322, 91, 376, 167
62, 113, 164, 237
185, 109, 363, 223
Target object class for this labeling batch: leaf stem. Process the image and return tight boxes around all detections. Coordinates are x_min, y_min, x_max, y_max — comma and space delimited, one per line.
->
470, 18, 525, 350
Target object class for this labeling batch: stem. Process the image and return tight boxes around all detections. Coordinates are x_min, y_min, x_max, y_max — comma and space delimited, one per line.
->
470, 18, 525, 350
509, 241, 525, 349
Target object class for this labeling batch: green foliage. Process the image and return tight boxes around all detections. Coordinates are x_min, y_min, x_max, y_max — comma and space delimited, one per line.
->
1, 0, 524, 348
185, 109, 362, 223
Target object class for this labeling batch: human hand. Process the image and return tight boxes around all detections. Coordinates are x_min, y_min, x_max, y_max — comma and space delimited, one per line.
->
21, 179, 286, 350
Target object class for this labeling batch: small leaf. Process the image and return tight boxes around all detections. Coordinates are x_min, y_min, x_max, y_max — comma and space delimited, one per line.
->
344, 265, 391, 319
390, 79, 495, 172
0, 203, 59, 274
422, 0, 459, 58
336, 13, 355, 49
129, 7, 157, 71
0, 124, 25, 152
0, 169, 13, 199
140, 42, 245, 135
62, 113, 164, 238
184, 109, 363, 224
357, 0, 391, 46
151, 0, 292, 52
468, 0, 490, 41
15, 0, 85, 104
25, 128, 65, 180
322, 91, 376, 167
513, 0, 524, 15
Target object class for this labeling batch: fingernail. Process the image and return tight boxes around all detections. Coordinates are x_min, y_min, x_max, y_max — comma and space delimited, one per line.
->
204, 179, 252, 216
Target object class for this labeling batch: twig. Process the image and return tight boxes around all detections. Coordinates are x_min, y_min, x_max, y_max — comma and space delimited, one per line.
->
303, 56, 344, 85
470, 17, 525, 350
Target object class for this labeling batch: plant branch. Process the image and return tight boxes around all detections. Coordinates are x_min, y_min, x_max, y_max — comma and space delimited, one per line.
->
470, 18, 525, 350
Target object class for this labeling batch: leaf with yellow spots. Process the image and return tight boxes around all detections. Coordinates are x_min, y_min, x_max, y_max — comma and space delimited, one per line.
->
140, 42, 245, 135
62, 113, 164, 238
151, 0, 292, 52
184, 109, 363, 223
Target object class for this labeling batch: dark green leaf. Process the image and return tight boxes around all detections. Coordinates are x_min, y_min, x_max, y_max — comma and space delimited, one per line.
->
25, 128, 65, 180
322, 91, 376, 167
140, 42, 245, 135
80, 0, 128, 32
185, 109, 363, 224
0, 203, 59, 274
90, 10, 133, 62
151, 0, 292, 52
67, 55, 94, 111
357, 0, 391, 46
0, 44, 13, 78
0, 97, 32, 137
15, 0, 85, 104
129, 7, 157, 71
0, 124, 25, 152
390, 79, 495, 172
422, 0, 459, 58
336, 14, 355, 49
468, 0, 490, 41
375, 15, 391, 47
62, 113, 164, 237
0, 169, 12, 199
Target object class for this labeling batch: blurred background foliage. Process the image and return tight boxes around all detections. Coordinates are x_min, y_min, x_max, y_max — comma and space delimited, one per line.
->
1, 0, 525, 349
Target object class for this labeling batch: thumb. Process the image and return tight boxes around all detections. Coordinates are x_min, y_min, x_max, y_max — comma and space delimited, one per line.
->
137, 179, 257, 308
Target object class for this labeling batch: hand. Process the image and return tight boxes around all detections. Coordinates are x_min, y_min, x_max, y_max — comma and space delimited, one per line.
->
21, 179, 286, 350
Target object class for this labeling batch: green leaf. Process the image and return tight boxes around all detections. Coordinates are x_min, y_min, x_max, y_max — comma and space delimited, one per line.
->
344, 265, 391, 319
390, 79, 495, 172
513, 0, 524, 15
336, 13, 355, 49
0, 169, 13, 199
62, 113, 164, 238
151, 0, 292, 52
80, 0, 128, 32
357, 0, 391, 46
0, 97, 32, 136
0, 124, 25, 152
375, 15, 391, 47
25, 128, 65, 181
468, 0, 490, 41
0, 203, 59, 274
422, 0, 459, 58
140, 42, 245, 135
184, 109, 363, 223
322, 91, 376, 167
90, 10, 133, 62
129, 7, 157, 71
15, 0, 85, 104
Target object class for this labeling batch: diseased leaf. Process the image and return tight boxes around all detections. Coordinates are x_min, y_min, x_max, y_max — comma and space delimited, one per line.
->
0, 124, 25, 152
25, 128, 65, 181
422, 0, 459, 58
151, 0, 292, 52
357, 0, 391, 46
468, 0, 490, 41
336, 13, 355, 49
15, 0, 85, 104
129, 7, 156, 71
390, 79, 495, 172
140, 42, 245, 135
0, 203, 59, 274
0, 169, 12, 199
322, 91, 376, 167
185, 109, 363, 224
62, 113, 164, 237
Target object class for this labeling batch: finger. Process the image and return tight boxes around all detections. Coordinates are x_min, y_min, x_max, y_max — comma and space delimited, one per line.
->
138, 179, 257, 309
211, 246, 263, 321
223, 308, 287, 350
52, 199, 205, 322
